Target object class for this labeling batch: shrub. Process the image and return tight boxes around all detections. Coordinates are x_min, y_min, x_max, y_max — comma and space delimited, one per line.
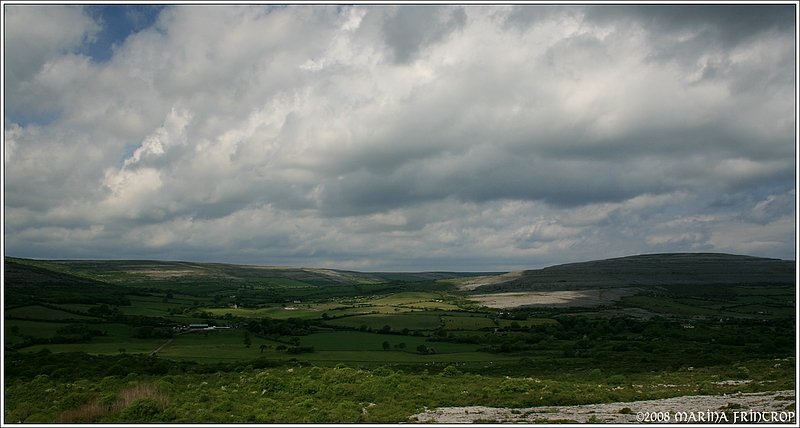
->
441, 365, 462, 377
607, 374, 627, 385
260, 376, 286, 394
499, 377, 530, 394
118, 398, 164, 422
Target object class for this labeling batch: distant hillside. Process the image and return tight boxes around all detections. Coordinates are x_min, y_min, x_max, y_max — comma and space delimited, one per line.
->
5, 259, 111, 288
5, 253, 794, 296
3, 257, 486, 288
4, 258, 131, 306
471, 253, 796, 293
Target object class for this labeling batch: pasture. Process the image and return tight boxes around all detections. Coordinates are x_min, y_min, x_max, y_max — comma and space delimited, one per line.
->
203, 306, 323, 320
322, 313, 442, 331
5, 305, 97, 321
21, 338, 166, 355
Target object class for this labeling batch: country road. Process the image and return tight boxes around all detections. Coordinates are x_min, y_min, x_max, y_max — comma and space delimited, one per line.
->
150, 338, 174, 356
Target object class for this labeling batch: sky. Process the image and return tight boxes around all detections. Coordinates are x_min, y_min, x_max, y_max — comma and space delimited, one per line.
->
2, 3, 797, 271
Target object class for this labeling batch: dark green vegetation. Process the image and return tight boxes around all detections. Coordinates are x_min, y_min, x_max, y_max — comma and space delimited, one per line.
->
473, 253, 795, 292
4, 253, 796, 423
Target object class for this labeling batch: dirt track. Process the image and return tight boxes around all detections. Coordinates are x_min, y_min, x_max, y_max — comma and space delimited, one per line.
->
411, 390, 796, 423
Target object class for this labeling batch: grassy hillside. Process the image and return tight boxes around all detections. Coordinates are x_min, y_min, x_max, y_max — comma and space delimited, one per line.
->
4, 257, 488, 306
4, 259, 133, 306
473, 253, 795, 293
6, 257, 487, 287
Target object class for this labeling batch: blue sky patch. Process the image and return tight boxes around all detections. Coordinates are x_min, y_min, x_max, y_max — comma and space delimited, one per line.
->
84, 5, 165, 62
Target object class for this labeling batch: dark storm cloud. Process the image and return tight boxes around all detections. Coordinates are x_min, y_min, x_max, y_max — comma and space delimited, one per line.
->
583, 4, 794, 45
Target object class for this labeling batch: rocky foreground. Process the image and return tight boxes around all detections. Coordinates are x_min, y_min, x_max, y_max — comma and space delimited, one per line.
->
411, 390, 796, 423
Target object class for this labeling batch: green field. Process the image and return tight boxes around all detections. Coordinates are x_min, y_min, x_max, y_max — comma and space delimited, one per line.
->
6, 305, 97, 321
3, 254, 796, 423
5, 320, 70, 341
21, 338, 167, 355
323, 313, 442, 331
156, 330, 280, 362
441, 315, 496, 330
203, 306, 322, 319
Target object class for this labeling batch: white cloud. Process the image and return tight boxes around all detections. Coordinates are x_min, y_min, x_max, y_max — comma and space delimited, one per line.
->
124, 107, 192, 167
3, 5, 795, 270
4, 6, 100, 122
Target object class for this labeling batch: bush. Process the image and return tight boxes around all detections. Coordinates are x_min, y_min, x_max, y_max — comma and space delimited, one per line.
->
287, 346, 314, 354
499, 377, 530, 394
260, 376, 286, 394
441, 365, 462, 377
607, 374, 627, 385
118, 398, 164, 422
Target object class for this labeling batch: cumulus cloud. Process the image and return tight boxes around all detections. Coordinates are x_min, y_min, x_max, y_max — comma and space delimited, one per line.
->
3, 5, 795, 270
4, 6, 100, 123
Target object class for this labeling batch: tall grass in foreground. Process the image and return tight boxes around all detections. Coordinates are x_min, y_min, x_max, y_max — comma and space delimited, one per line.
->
58, 383, 169, 423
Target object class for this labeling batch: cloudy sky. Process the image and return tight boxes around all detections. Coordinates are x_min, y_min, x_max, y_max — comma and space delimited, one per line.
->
3, 4, 796, 271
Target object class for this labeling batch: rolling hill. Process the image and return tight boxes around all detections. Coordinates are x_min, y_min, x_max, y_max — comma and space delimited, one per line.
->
468, 253, 796, 293
3, 257, 488, 286
5, 253, 794, 298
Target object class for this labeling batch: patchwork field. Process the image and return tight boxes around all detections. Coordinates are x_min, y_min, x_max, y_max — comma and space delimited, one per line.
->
3, 254, 795, 423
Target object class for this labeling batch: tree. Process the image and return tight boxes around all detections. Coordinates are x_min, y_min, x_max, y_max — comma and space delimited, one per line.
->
382, 341, 391, 350
417, 344, 429, 354
244, 332, 252, 348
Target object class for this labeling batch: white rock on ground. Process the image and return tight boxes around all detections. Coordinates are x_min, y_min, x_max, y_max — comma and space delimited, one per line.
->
410, 390, 796, 423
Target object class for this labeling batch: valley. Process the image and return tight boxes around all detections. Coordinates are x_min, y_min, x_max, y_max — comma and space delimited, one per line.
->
3, 253, 796, 423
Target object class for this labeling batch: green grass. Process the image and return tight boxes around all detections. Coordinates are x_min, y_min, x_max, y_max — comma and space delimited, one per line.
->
292, 331, 503, 364
259, 277, 316, 288
325, 305, 419, 316
323, 313, 442, 331
156, 330, 277, 362
621, 295, 725, 316
441, 315, 496, 330
203, 306, 322, 319
368, 292, 441, 305
52, 303, 97, 313
403, 301, 461, 310
496, 318, 558, 328
5, 305, 97, 321
5, 320, 70, 340
4, 356, 793, 423
20, 338, 166, 355
152, 330, 492, 364
3, 254, 795, 423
